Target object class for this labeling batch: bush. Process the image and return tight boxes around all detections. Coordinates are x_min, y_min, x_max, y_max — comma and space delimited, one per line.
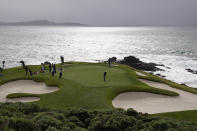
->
150, 119, 178, 131
34, 115, 62, 130
68, 116, 85, 127
18, 103, 40, 114
46, 126, 58, 131
126, 108, 139, 117
0, 116, 8, 131
89, 114, 136, 131
0, 103, 196, 130
65, 108, 90, 127
8, 118, 34, 131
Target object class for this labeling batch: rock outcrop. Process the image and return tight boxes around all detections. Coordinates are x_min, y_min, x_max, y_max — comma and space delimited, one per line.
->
115, 56, 163, 72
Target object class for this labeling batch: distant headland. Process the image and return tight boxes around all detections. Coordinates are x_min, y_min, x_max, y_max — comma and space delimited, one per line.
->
0, 20, 87, 26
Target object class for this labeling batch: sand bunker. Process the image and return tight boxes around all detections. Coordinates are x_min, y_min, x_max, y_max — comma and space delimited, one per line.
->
112, 79, 197, 114
0, 80, 59, 103
135, 71, 147, 76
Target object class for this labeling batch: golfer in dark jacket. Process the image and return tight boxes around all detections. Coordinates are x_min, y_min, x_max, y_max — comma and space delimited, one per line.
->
20, 61, 25, 68
24, 66, 28, 75
29, 69, 33, 76
2, 61, 5, 69
52, 68, 55, 77
104, 71, 107, 82
59, 68, 63, 79
53, 64, 56, 73
49, 64, 52, 73
108, 58, 111, 67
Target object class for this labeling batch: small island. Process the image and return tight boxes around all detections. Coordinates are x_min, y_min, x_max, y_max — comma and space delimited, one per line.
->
0, 20, 87, 26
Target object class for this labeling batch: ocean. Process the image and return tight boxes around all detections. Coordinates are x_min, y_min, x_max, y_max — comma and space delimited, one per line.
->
0, 26, 197, 87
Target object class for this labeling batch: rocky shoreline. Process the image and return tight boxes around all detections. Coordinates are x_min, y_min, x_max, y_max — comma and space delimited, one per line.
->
186, 68, 197, 74
108, 56, 163, 72
107, 56, 197, 87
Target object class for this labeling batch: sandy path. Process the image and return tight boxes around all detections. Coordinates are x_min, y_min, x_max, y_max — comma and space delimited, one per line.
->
112, 79, 197, 114
135, 71, 147, 76
0, 80, 59, 103
112, 64, 119, 67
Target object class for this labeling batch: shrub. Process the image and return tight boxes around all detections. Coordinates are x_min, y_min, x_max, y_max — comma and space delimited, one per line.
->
46, 126, 58, 131
18, 103, 40, 114
150, 119, 178, 131
34, 115, 62, 130
8, 118, 34, 131
61, 122, 78, 131
0, 116, 9, 131
126, 108, 139, 117
68, 116, 85, 127
89, 114, 136, 131
66, 108, 90, 127
0, 103, 197, 130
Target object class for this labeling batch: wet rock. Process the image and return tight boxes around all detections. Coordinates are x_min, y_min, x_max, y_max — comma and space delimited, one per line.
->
156, 73, 166, 78
186, 68, 197, 74
166, 66, 171, 69
118, 56, 163, 72
109, 57, 117, 62
44, 61, 51, 65
158, 64, 165, 67
104, 57, 117, 63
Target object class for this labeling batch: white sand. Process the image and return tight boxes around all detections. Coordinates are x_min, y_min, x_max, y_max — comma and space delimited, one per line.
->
112, 79, 197, 114
135, 71, 147, 76
0, 80, 59, 103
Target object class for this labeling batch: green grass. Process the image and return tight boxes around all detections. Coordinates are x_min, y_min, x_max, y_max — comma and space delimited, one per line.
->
134, 68, 197, 95
0, 62, 196, 111
153, 110, 197, 122
6, 93, 40, 98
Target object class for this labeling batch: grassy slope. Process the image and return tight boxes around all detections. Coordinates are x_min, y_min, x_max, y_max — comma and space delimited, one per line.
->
0, 62, 196, 111
134, 68, 197, 95
6, 93, 40, 98
153, 110, 197, 122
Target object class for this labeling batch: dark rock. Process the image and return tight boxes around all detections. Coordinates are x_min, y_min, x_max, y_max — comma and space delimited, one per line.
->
44, 61, 51, 65
186, 68, 197, 74
156, 73, 166, 78
166, 66, 171, 69
123, 56, 140, 64
118, 56, 163, 72
110, 57, 117, 62
158, 64, 165, 67
104, 57, 117, 63
180, 83, 188, 86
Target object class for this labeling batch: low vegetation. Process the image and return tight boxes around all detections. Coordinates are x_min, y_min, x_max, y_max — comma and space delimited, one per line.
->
6, 93, 40, 99
153, 110, 197, 123
135, 68, 197, 95
0, 103, 197, 131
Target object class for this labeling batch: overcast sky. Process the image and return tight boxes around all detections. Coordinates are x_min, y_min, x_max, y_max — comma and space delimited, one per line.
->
0, 0, 197, 26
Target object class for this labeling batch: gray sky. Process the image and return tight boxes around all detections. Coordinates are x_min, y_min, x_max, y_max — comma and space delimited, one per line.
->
0, 0, 197, 26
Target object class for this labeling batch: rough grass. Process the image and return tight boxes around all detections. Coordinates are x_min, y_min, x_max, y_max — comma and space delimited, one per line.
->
134, 68, 197, 95
0, 62, 196, 110
153, 110, 197, 122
